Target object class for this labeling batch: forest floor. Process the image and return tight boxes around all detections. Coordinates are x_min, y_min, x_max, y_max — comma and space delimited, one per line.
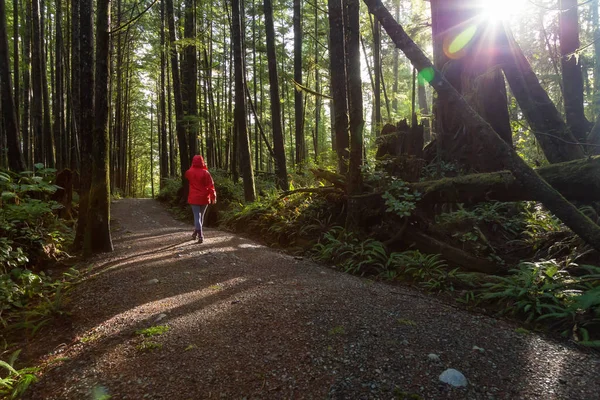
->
19, 198, 600, 400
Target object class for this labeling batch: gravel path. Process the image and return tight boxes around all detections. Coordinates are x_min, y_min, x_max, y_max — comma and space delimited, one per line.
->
23, 198, 600, 399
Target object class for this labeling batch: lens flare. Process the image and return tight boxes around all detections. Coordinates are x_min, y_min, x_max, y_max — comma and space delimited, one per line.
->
418, 67, 435, 85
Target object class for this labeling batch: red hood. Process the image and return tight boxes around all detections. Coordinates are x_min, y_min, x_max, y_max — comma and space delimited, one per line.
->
192, 155, 207, 169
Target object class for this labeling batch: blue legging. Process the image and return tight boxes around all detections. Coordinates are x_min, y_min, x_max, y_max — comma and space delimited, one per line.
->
191, 204, 208, 238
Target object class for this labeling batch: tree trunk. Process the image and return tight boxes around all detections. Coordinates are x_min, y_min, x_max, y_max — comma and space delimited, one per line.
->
40, 0, 54, 168
166, 0, 190, 179
373, 17, 382, 129
430, 0, 512, 171
559, 0, 591, 143
22, 0, 32, 167
327, 0, 349, 175
31, 0, 44, 165
345, 0, 364, 229
74, 0, 94, 250
12, 0, 18, 128
84, 0, 113, 256
0, 0, 25, 171
71, 0, 80, 170
53, 0, 65, 169
294, 0, 305, 167
183, 0, 197, 161
232, 0, 256, 202
160, 0, 168, 186
263, 0, 289, 191
364, 0, 600, 252
498, 26, 585, 163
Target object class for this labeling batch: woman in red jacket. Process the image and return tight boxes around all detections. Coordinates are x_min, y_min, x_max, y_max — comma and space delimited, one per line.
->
185, 155, 216, 243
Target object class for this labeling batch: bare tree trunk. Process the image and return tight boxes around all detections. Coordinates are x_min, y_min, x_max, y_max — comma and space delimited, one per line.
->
84, 0, 113, 255
12, 0, 18, 128
499, 27, 585, 163
373, 16, 381, 129
53, 0, 65, 169
40, 0, 54, 168
183, 0, 197, 161
327, 0, 349, 174
22, 0, 32, 168
364, 0, 600, 252
294, 0, 305, 167
0, 0, 25, 171
31, 0, 44, 165
160, 0, 168, 186
70, 0, 80, 170
166, 0, 190, 179
346, 0, 363, 196
559, 0, 591, 143
75, 0, 94, 250
263, 0, 289, 190
232, 0, 256, 201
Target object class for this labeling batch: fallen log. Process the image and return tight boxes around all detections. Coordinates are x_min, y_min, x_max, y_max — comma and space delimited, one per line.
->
316, 156, 600, 204
414, 156, 600, 204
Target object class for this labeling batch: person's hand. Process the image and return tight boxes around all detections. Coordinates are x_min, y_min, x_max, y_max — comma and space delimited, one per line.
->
210, 196, 217, 204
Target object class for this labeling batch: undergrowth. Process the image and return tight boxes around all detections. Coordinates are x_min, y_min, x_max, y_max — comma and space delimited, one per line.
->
1, 165, 79, 398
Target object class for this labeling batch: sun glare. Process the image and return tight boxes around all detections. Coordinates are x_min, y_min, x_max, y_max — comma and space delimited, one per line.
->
479, 0, 525, 22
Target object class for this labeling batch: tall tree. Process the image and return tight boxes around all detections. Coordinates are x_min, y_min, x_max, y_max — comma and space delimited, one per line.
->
346, 0, 363, 198
0, 0, 25, 171
182, 0, 197, 161
71, 0, 81, 170
22, 0, 32, 167
232, 0, 256, 201
160, 0, 168, 186
31, 0, 44, 165
53, 0, 65, 169
373, 16, 382, 128
559, 0, 591, 143
328, 0, 349, 174
263, 0, 289, 190
40, 0, 54, 167
166, 0, 189, 178
293, 0, 305, 167
75, 0, 94, 249
84, 0, 113, 255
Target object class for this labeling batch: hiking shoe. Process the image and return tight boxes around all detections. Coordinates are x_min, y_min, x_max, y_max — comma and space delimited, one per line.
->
197, 237, 204, 244
191, 231, 197, 240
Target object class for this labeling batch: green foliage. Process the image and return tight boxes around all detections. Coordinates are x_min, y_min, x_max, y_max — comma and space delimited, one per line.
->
0, 350, 40, 399
382, 180, 421, 218
135, 325, 170, 337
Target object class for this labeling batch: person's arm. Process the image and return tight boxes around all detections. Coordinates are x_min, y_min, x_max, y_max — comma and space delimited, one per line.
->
206, 172, 216, 204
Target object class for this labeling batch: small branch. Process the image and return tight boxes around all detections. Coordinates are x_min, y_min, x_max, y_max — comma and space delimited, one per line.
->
110, 0, 159, 35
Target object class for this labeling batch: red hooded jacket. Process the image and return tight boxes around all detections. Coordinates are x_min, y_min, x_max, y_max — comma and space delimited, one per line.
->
185, 155, 216, 205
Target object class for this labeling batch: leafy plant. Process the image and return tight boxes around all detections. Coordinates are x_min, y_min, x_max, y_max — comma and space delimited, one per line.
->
0, 350, 39, 399
382, 179, 421, 218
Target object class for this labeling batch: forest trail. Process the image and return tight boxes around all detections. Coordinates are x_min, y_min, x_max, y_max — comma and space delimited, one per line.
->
23, 198, 600, 399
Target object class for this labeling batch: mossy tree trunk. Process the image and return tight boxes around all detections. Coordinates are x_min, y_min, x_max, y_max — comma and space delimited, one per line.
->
84, 0, 113, 256
363, 0, 600, 252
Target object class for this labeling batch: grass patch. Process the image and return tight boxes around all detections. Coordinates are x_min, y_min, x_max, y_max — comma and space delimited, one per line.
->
135, 325, 170, 337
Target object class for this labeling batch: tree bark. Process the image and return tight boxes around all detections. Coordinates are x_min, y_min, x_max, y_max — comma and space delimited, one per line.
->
22, 0, 32, 167
160, 0, 168, 186
263, 0, 289, 191
411, 156, 600, 204
327, 0, 349, 175
183, 0, 197, 161
53, 0, 65, 169
294, 0, 305, 167
0, 0, 25, 171
559, 0, 591, 143
232, 0, 256, 202
84, 0, 113, 256
40, 0, 54, 168
166, 0, 189, 179
74, 0, 94, 250
498, 27, 585, 163
71, 0, 80, 170
345, 0, 364, 229
31, 0, 44, 165
363, 0, 600, 252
